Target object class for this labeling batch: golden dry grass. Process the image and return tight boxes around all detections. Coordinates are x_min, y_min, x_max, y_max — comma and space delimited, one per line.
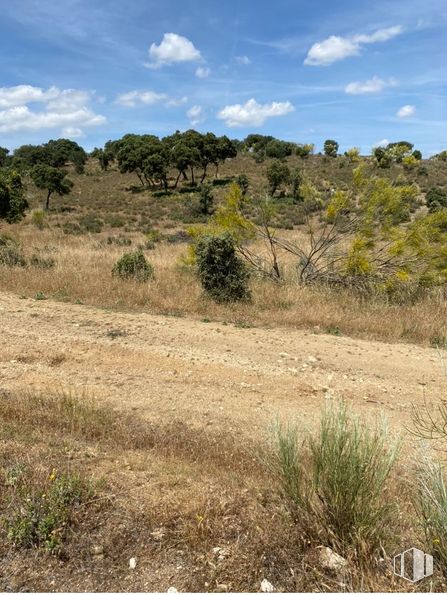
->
1, 225, 446, 347
1, 387, 440, 592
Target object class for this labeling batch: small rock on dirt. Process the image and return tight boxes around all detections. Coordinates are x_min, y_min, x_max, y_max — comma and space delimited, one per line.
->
260, 578, 274, 592
318, 546, 347, 572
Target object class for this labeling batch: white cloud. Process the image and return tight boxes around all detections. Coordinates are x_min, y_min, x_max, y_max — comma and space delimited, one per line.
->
236, 55, 251, 65
61, 126, 84, 138
0, 85, 59, 108
397, 104, 416, 118
345, 76, 397, 94
187, 105, 205, 126
195, 66, 210, 79
373, 138, 389, 148
0, 105, 105, 134
217, 98, 294, 127
116, 90, 168, 107
0, 85, 106, 135
304, 25, 403, 66
167, 96, 188, 107
147, 32, 201, 69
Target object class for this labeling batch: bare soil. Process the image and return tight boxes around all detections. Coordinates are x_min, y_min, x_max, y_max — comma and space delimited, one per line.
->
1, 290, 444, 436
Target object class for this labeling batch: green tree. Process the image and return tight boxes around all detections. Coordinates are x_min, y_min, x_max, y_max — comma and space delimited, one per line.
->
266, 160, 290, 196
30, 164, 73, 210
0, 147, 10, 167
290, 168, 303, 203
0, 169, 28, 223
324, 139, 339, 157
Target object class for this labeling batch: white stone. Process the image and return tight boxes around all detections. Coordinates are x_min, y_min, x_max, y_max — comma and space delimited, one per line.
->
129, 557, 137, 570
260, 578, 274, 592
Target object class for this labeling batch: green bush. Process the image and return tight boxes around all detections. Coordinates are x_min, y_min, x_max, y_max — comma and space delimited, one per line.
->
0, 235, 26, 267
6, 468, 94, 553
79, 214, 103, 233
269, 404, 399, 558
31, 209, 46, 230
426, 187, 447, 212
112, 250, 154, 282
196, 233, 250, 303
30, 254, 56, 269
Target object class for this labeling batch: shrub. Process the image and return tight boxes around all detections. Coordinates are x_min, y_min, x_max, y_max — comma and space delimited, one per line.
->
30, 254, 56, 269
269, 404, 399, 558
79, 214, 103, 233
196, 233, 250, 303
31, 209, 46, 230
112, 250, 154, 282
414, 450, 447, 573
426, 187, 447, 212
0, 235, 26, 267
199, 183, 214, 216
236, 174, 249, 196
6, 468, 94, 553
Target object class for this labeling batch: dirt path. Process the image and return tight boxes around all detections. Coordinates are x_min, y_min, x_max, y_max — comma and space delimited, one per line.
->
0, 290, 445, 437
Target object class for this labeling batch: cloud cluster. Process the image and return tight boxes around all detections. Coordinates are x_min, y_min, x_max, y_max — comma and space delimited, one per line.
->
345, 76, 397, 94
0, 85, 105, 135
187, 105, 205, 126
304, 25, 403, 66
397, 104, 416, 118
147, 33, 202, 68
116, 90, 168, 107
195, 66, 210, 79
217, 98, 294, 127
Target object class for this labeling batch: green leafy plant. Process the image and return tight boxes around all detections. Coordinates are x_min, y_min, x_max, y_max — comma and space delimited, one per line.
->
112, 250, 154, 282
196, 233, 250, 303
268, 404, 400, 558
6, 469, 94, 553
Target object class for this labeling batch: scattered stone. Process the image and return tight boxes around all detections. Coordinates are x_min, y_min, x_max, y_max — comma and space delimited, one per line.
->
129, 557, 137, 570
90, 544, 104, 556
318, 546, 347, 572
167, 588, 178, 593
260, 578, 274, 592
279, 352, 290, 358
308, 355, 318, 363
151, 527, 166, 540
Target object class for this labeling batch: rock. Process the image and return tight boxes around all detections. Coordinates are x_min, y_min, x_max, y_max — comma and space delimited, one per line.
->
90, 544, 104, 556
167, 588, 178, 593
308, 355, 318, 363
151, 527, 166, 540
260, 578, 274, 592
318, 546, 347, 572
129, 557, 137, 570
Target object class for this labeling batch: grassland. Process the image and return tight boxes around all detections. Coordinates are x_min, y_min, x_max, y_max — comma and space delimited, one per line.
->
1, 152, 447, 591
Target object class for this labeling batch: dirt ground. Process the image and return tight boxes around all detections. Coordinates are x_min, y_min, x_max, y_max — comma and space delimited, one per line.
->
1, 290, 445, 438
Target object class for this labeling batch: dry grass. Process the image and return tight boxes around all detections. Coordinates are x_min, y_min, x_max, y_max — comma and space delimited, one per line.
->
1, 225, 446, 346
1, 387, 445, 592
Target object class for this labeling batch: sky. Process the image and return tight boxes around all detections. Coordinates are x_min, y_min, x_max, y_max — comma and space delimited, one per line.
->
0, 0, 446, 155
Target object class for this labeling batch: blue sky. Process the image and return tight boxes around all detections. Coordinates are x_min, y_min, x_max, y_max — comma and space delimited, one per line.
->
1, 0, 446, 155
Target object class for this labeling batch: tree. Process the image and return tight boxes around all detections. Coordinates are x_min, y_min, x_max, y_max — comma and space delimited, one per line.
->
266, 160, 290, 196
0, 147, 10, 167
296, 143, 314, 158
0, 169, 28, 222
30, 164, 73, 210
290, 168, 303, 203
324, 139, 339, 157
